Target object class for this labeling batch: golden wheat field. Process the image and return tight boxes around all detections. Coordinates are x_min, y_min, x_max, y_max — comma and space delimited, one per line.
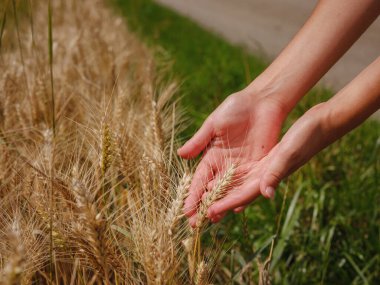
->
3, 0, 379, 283
0, 0, 263, 284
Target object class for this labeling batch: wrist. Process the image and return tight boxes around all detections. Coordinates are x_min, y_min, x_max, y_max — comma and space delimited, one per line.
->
245, 72, 302, 116
301, 102, 336, 149
242, 78, 291, 122
320, 96, 358, 143
267, 103, 329, 175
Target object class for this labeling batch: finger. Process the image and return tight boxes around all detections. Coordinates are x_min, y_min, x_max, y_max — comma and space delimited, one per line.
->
210, 212, 226, 223
207, 179, 260, 219
206, 179, 216, 192
177, 119, 214, 159
183, 151, 223, 217
233, 205, 247, 213
259, 147, 292, 199
188, 192, 210, 227
183, 162, 213, 218
189, 208, 226, 227
206, 161, 231, 191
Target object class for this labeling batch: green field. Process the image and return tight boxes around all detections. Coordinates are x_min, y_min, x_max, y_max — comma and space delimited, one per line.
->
114, 1, 380, 284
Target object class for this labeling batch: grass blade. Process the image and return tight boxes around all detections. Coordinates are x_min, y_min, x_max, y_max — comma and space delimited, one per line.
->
271, 183, 304, 268
343, 252, 369, 285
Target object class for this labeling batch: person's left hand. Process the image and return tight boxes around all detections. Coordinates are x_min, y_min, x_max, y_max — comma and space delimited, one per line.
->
205, 102, 331, 223
178, 88, 287, 226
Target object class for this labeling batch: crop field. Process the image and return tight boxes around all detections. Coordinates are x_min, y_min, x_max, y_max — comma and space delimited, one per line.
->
0, 0, 379, 284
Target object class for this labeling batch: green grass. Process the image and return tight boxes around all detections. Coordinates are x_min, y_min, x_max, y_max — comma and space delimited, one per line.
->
112, 0, 266, 136
114, 0, 379, 284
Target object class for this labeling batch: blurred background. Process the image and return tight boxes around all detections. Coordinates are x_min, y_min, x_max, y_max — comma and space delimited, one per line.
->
157, 0, 380, 90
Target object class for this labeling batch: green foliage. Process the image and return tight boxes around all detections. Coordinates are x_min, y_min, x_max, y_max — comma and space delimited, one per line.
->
114, 0, 380, 284
113, 0, 266, 136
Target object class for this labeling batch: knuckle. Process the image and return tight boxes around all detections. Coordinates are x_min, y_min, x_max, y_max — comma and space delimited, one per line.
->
266, 171, 282, 186
306, 102, 326, 116
223, 93, 240, 109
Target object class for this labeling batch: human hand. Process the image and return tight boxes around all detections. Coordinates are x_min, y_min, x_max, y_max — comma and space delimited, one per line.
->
177, 87, 288, 226
206, 55, 380, 223
205, 103, 330, 222
178, 0, 380, 226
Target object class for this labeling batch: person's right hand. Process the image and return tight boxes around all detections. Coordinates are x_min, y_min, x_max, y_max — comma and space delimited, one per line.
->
177, 87, 288, 226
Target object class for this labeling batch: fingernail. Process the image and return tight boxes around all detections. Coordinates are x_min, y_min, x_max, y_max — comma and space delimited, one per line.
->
265, 186, 275, 199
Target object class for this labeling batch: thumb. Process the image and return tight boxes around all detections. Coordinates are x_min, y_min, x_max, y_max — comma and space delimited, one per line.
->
259, 148, 292, 199
177, 119, 214, 159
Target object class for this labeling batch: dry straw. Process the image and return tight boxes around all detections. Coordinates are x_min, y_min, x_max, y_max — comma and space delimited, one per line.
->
0, 0, 266, 284
0, 0, 197, 283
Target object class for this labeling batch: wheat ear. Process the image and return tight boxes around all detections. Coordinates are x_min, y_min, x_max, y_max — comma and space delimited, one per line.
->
100, 123, 114, 178
165, 172, 192, 236
196, 164, 236, 228
195, 260, 209, 285
0, 222, 26, 285
182, 235, 196, 281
